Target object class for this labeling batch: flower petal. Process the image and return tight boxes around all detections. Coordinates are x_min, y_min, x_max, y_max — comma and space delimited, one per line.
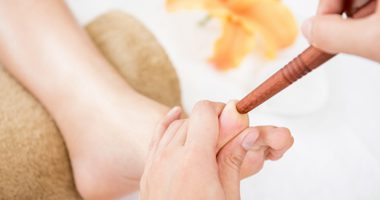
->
166, 0, 233, 23
223, 0, 262, 12
166, 0, 298, 69
241, 0, 298, 49
209, 17, 255, 70
166, 0, 205, 11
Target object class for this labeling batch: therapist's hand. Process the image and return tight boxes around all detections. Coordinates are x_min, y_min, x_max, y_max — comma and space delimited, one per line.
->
140, 101, 293, 200
302, 0, 380, 62
217, 101, 293, 179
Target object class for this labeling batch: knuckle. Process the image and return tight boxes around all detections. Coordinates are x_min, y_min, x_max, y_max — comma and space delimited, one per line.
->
219, 152, 244, 170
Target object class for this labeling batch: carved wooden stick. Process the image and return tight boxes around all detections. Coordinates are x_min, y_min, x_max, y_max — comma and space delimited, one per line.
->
236, 0, 377, 114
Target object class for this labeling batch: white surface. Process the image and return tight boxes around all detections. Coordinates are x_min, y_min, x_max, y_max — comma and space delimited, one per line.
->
66, 1, 380, 199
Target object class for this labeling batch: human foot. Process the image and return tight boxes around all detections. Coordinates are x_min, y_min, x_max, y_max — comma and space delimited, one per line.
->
70, 98, 292, 200
53, 86, 170, 200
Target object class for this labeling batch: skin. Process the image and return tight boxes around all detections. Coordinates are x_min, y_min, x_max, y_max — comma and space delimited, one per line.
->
143, 0, 380, 197
141, 101, 293, 200
0, 1, 293, 199
302, 0, 380, 62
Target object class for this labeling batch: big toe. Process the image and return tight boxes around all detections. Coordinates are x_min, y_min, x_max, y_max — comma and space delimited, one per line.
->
218, 101, 249, 149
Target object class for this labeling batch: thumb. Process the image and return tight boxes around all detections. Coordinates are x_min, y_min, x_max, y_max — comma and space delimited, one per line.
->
301, 14, 375, 57
217, 128, 259, 200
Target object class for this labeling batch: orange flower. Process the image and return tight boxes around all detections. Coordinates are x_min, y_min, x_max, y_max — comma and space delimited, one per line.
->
166, 0, 298, 70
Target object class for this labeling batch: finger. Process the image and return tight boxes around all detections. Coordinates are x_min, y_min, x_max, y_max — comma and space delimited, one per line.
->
157, 119, 185, 152
302, 14, 374, 55
217, 128, 258, 199
169, 120, 189, 146
239, 150, 266, 179
265, 127, 294, 161
186, 100, 223, 152
217, 101, 249, 150
149, 107, 182, 152
239, 126, 293, 178
146, 107, 182, 172
251, 127, 293, 153
317, 0, 344, 14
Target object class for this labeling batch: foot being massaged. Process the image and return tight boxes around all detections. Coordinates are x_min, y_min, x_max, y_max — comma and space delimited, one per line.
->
0, 0, 379, 199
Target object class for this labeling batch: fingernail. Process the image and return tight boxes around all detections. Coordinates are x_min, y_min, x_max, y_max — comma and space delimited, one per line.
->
241, 130, 259, 150
166, 106, 181, 117
301, 18, 313, 40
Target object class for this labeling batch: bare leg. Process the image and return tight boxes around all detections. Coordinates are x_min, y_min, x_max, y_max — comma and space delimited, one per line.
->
0, 1, 169, 199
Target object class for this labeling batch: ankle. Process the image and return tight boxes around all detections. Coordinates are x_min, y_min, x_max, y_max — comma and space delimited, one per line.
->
73, 159, 140, 199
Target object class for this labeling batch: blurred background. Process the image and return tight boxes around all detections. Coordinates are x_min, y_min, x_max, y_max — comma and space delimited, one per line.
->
66, 0, 380, 199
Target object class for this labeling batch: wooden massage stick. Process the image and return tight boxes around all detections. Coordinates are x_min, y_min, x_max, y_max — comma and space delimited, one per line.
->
236, 0, 377, 114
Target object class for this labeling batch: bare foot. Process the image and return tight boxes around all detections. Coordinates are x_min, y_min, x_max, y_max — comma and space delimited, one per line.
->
0, 1, 291, 199
68, 98, 291, 200
52, 87, 170, 199
49, 85, 291, 200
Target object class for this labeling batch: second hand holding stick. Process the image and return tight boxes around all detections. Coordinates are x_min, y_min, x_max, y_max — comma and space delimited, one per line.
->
236, 0, 377, 114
